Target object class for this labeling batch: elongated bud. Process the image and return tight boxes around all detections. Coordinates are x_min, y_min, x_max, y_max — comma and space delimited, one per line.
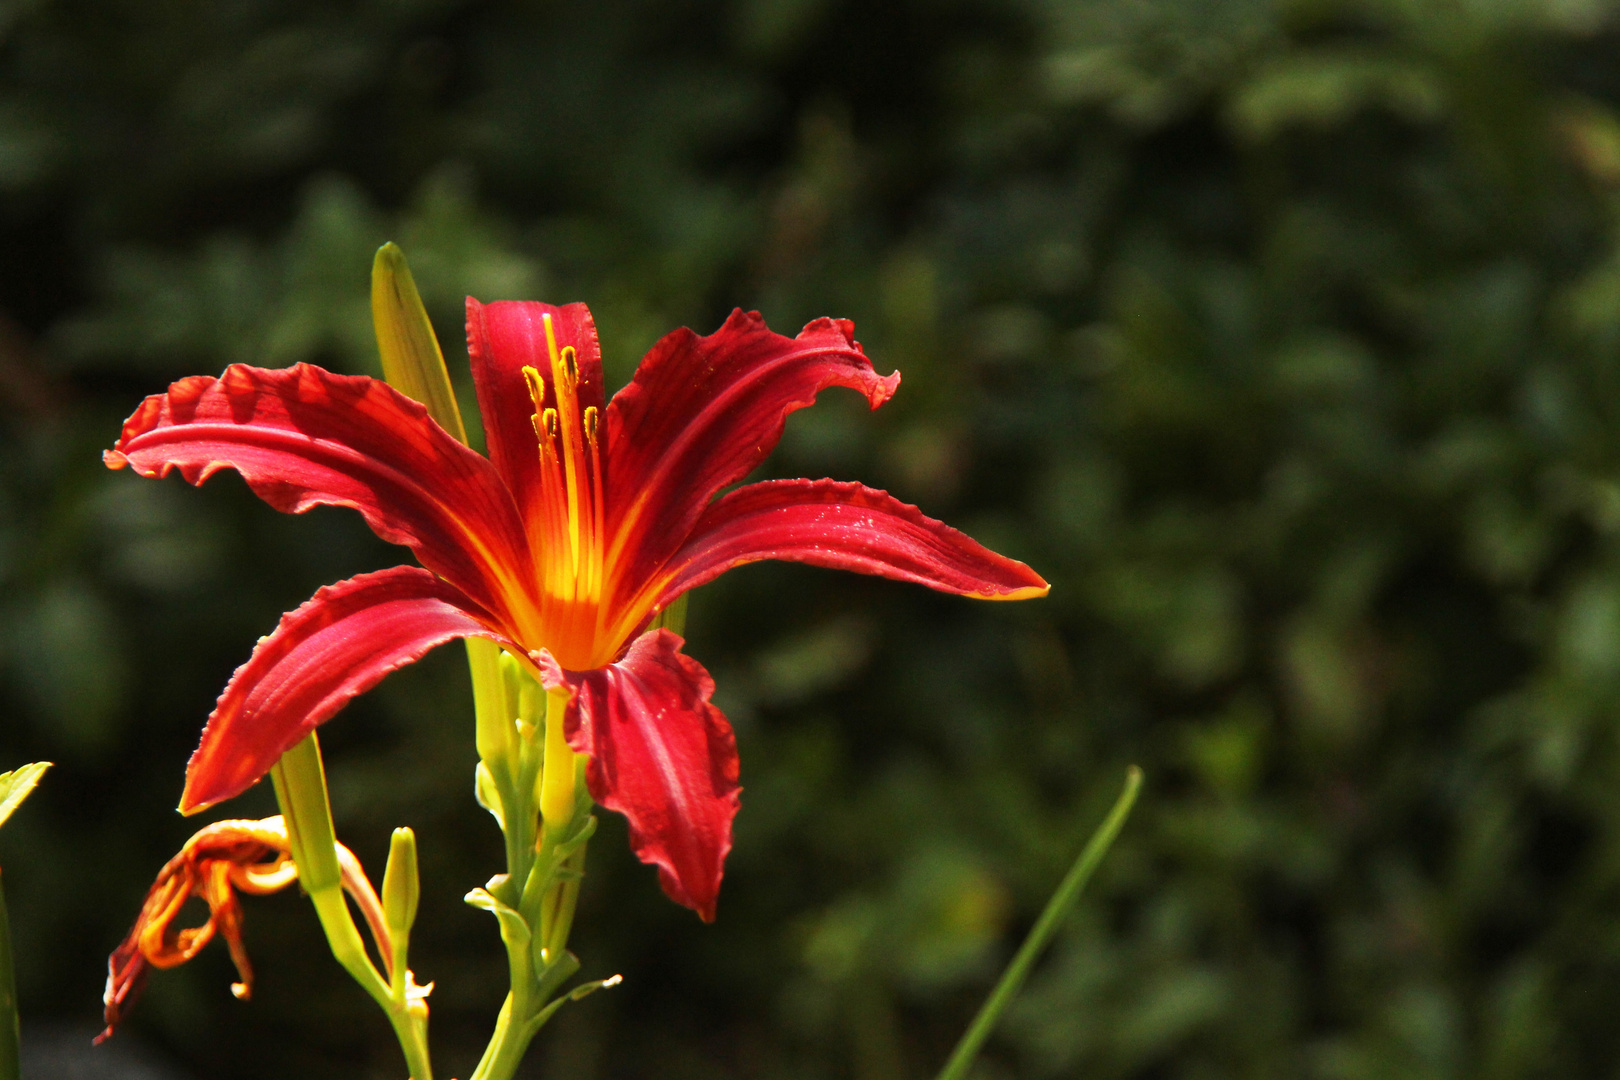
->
540, 687, 577, 835
269, 735, 341, 893
381, 827, 420, 940
371, 243, 466, 441
471, 640, 515, 774
505, 654, 543, 742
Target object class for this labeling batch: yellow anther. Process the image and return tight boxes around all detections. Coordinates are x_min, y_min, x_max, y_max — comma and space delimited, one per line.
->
562, 345, 579, 385
521, 366, 547, 412
542, 408, 559, 439
583, 406, 599, 443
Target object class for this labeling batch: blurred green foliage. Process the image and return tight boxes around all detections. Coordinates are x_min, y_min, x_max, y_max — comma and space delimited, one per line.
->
6, 0, 1620, 1077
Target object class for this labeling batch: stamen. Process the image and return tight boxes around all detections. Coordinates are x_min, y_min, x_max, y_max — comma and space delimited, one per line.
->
528, 312, 606, 658
522, 366, 547, 414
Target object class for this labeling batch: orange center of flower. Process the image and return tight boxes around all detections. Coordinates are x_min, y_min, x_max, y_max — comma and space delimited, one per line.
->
523, 313, 613, 668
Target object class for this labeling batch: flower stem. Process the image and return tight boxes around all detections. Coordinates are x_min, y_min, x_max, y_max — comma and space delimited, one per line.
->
469, 995, 524, 1080
271, 735, 434, 1080
470, 677, 597, 1080
933, 766, 1143, 1080
0, 869, 18, 1080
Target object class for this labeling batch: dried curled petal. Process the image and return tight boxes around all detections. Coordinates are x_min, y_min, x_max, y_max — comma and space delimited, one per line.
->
98, 816, 389, 1042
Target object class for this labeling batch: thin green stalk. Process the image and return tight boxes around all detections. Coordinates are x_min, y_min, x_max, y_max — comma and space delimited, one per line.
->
307, 888, 431, 1074
469, 676, 598, 1080
270, 735, 342, 892
934, 767, 1143, 1080
0, 870, 18, 1080
545, 846, 586, 958
469, 995, 522, 1080
272, 736, 433, 1080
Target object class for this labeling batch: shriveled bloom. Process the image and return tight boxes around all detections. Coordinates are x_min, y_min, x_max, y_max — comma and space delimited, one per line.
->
98, 816, 393, 1041
106, 303, 1048, 919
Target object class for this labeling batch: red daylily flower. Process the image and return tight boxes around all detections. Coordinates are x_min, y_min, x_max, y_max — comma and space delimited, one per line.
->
106, 303, 1048, 920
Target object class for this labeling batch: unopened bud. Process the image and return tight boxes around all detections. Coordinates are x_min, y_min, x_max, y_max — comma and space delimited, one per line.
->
540, 687, 577, 835
382, 827, 420, 940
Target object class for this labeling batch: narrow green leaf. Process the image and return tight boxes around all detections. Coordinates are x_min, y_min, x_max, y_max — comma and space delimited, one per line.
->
465, 886, 531, 954
934, 766, 1143, 1080
0, 871, 17, 1080
528, 970, 623, 1033
0, 763, 50, 833
0, 764, 48, 1080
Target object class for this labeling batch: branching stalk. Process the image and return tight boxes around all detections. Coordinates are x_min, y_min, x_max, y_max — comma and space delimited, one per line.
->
271, 736, 433, 1080
469, 674, 600, 1080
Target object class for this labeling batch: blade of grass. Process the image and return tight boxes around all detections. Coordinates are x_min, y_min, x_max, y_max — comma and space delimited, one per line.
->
934, 766, 1143, 1080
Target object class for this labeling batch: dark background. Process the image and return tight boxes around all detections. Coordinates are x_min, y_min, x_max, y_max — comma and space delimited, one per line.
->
6, 0, 1620, 1076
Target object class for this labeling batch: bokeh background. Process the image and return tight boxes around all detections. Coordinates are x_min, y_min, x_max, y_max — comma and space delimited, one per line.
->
7, 0, 1620, 1076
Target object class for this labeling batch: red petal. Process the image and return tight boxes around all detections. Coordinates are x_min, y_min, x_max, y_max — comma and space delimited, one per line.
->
537, 630, 740, 922
181, 567, 514, 813
466, 299, 604, 527
104, 363, 534, 629
651, 478, 1050, 608
603, 312, 898, 607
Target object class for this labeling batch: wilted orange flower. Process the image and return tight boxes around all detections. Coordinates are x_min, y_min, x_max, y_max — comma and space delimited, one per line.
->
98, 816, 391, 1042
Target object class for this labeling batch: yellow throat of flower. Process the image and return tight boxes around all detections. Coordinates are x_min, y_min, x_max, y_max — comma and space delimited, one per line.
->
523, 313, 608, 663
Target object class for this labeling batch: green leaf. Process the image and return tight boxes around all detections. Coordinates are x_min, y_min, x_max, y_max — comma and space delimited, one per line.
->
465, 885, 531, 955
0, 763, 49, 832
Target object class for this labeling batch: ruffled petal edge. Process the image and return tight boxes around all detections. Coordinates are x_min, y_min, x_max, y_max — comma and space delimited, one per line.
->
181, 566, 515, 813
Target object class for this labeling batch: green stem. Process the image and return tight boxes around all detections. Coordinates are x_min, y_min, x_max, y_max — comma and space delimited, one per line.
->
545, 846, 586, 958
307, 888, 432, 1080
470, 678, 595, 1080
0, 870, 18, 1080
271, 735, 342, 892
934, 766, 1143, 1080
470, 994, 526, 1080
272, 735, 433, 1080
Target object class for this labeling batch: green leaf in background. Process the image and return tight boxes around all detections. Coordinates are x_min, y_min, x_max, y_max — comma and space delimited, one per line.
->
0, 761, 45, 1080
0, 764, 48, 835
